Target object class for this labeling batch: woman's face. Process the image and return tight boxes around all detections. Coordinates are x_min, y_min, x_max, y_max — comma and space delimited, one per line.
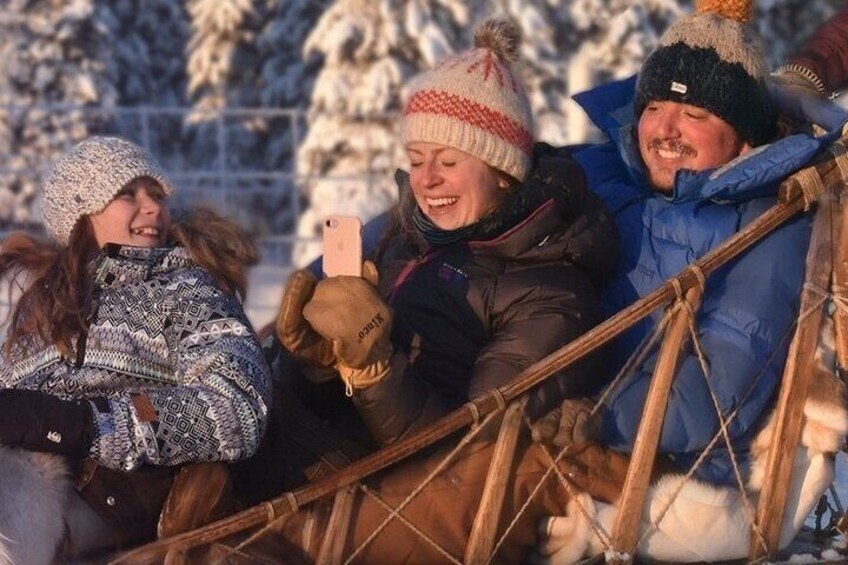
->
89, 177, 171, 248
406, 142, 503, 230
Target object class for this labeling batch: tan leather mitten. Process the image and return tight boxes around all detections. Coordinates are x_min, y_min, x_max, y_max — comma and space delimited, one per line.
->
276, 269, 336, 368
303, 262, 394, 394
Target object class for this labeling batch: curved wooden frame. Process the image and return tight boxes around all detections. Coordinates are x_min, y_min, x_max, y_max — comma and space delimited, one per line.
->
115, 132, 848, 565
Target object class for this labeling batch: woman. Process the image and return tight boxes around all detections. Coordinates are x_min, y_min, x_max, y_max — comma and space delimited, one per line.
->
0, 136, 271, 562
246, 17, 618, 563
278, 17, 617, 447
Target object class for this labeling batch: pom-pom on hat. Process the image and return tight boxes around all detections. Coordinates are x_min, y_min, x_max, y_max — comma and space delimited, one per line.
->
42, 136, 176, 245
402, 16, 534, 182
635, 0, 777, 146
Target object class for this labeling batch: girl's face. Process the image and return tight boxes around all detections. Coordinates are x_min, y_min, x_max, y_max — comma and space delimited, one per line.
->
89, 177, 171, 248
406, 142, 504, 230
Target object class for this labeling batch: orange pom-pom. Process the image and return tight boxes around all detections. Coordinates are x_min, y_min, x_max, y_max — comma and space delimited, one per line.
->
696, 0, 754, 23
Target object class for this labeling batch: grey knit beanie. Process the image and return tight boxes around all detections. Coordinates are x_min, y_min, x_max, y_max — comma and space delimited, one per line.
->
42, 136, 176, 245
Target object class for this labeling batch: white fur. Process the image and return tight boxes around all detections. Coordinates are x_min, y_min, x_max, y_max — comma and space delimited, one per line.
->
584, 448, 832, 563
538, 492, 595, 564
0, 446, 71, 565
537, 447, 833, 563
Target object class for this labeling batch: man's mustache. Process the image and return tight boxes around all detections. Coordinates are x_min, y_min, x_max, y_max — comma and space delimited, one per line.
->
647, 139, 696, 157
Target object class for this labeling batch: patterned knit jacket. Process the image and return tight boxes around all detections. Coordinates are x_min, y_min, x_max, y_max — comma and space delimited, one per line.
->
0, 245, 271, 471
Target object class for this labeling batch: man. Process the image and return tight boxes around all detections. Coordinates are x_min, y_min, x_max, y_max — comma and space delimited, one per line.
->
534, 1, 848, 560
566, 3, 808, 487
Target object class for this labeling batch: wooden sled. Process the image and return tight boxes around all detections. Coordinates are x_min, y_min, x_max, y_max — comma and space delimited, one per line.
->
112, 126, 848, 564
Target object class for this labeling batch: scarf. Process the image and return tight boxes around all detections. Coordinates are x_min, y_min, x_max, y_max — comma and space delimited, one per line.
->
411, 175, 550, 247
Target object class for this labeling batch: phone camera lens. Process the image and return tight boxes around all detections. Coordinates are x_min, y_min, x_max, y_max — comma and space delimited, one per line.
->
326, 219, 338, 228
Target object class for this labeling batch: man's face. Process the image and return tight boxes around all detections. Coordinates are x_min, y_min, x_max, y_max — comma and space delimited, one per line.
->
637, 100, 752, 192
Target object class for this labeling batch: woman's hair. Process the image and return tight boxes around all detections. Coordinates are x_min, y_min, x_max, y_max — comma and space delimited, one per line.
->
1, 205, 257, 359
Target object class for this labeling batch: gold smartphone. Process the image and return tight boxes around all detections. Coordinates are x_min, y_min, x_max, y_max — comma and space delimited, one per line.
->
322, 215, 363, 278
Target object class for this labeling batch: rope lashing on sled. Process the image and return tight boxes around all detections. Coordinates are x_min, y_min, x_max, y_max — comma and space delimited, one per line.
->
263, 501, 277, 522
829, 283, 848, 316
111, 178, 819, 564
284, 492, 298, 514
466, 400, 481, 426
779, 136, 848, 210
794, 167, 825, 211
669, 264, 707, 301
355, 485, 462, 565
342, 410, 502, 564
223, 494, 299, 558
465, 389, 508, 427
803, 283, 835, 312
831, 138, 848, 184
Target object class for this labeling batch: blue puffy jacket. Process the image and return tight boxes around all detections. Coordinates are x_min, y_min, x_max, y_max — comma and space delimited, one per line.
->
571, 76, 845, 485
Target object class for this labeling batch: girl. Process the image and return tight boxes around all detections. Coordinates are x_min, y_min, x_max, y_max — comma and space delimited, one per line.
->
0, 136, 271, 562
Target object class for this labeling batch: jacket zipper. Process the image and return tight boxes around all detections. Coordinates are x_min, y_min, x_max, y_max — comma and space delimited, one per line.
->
388, 251, 438, 303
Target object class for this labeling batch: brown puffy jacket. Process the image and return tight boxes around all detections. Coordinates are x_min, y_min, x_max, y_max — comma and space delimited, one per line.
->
353, 144, 619, 446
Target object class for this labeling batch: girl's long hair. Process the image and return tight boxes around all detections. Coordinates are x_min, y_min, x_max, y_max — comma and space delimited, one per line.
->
170, 206, 258, 300
1, 206, 257, 359
1, 221, 97, 359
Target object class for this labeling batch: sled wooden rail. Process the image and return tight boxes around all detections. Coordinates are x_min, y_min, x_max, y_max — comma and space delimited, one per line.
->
609, 285, 703, 562
751, 139, 848, 560
114, 131, 848, 565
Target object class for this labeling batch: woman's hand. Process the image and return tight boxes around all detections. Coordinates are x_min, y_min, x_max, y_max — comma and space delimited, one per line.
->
0, 389, 94, 458
303, 261, 394, 394
276, 269, 337, 368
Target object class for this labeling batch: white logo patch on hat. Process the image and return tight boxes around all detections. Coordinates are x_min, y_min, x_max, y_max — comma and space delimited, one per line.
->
670, 81, 688, 94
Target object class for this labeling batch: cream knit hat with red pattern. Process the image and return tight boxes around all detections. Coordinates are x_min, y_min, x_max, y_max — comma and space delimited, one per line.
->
402, 17, 534, 182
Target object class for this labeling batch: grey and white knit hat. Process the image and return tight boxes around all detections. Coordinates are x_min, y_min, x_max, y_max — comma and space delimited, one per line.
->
42, 136, 176, 245
401, 16, 534, 182
634, 0, 777, 146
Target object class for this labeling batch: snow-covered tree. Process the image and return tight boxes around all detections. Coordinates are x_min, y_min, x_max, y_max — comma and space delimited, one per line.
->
109, 0, 189, 108
0, 0, 117, 230
293, 0, 482, 265
186, 0, 255, 115
105, 0, 190, 166
183, 0, 325, 259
